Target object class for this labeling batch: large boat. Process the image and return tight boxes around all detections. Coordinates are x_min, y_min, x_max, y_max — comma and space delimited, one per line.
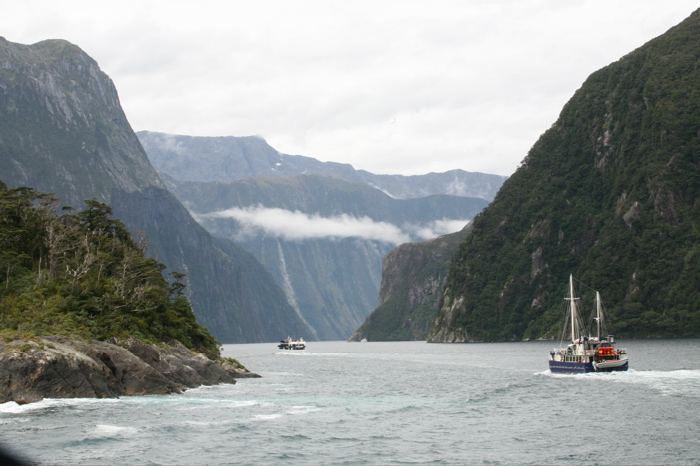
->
278, 337, 306, 350
548, 275, 629, 374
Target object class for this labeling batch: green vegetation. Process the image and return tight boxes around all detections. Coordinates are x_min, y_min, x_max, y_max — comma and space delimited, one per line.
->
430, 10, 700, 341
0, 181, 220, 356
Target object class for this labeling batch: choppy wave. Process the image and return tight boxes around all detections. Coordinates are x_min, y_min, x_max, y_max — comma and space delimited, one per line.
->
252, 413, 284, 421
538, 367, 700, 396
603, 369, 700, 397
0, 396, 121, 414
92, 424, 139, 438
287, 405, 321, 415
2, 340, 698, 465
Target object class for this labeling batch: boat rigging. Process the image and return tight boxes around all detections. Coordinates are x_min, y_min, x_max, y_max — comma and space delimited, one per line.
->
548, 275, 629, 374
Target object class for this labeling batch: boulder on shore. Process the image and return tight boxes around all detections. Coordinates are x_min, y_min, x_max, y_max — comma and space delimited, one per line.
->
0, 336, 259, 405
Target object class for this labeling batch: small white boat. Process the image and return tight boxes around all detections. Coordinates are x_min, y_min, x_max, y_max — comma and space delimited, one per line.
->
548, 275, 629, 374
278, 337, 306, 350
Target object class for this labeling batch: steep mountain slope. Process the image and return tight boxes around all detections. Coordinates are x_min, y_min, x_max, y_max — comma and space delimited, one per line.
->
0, 38, 162, 207
0, 37, 310, 342
138, 131, 507, 201
170, 174, 487, 340
429, 10, 700, 342
349, 226, 471, 342
109, 188, 310, 341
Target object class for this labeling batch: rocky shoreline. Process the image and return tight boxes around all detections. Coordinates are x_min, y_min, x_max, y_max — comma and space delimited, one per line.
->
0, 336, 259, 405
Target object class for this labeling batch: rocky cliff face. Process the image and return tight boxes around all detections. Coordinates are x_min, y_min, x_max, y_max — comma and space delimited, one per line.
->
350, 227, 470, 341
0, 38, 162, 207
429, 9, 700, 342
0, 37, 310, 342
0, 337, 258, 405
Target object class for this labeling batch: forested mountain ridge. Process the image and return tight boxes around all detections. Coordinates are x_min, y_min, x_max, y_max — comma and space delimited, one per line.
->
429, 9, 700, 342
0, 37, 310, 342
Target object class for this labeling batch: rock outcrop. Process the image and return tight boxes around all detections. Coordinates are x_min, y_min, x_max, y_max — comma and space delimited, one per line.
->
0, 337, 259, 405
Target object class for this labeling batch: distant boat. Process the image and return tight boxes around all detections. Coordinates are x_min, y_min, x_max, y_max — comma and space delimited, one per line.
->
548, 275, 629, 374
278, 337, 306, 350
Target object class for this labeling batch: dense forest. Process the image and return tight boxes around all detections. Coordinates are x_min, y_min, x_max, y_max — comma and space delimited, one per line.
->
0, 181, 220, 356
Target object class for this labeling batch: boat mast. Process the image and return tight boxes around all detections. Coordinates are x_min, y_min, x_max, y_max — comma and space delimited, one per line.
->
595, 291, 602, 340
565, 274, 578, 343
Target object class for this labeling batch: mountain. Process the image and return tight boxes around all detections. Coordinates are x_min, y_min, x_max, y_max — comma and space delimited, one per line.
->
349, 226, 471, 342
0, 37, 310, 342
137, 131, 507, 201
429, 10, 700, 342
167, 174, 488, 340
0, 38, 162, 208
137, 131, 500, 340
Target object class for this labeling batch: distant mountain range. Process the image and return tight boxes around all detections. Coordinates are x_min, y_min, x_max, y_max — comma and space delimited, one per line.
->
138, 131, 506, 201
138, 132, 496, 340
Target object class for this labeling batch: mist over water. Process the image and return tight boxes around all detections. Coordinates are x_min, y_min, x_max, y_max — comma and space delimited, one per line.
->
1, 339, 699, 465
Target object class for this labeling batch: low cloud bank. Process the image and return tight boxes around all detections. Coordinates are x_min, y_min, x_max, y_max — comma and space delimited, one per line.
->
201, 206, 468, 245
409, 218, 469, 241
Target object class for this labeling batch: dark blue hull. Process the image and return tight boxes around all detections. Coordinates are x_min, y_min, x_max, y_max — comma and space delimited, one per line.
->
549, 360, 594, 374
549, 359, 629, 374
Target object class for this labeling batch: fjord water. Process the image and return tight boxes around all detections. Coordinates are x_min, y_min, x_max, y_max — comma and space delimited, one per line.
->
1, 340, 699, 465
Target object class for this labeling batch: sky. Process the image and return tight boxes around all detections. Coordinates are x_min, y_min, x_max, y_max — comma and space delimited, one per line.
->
2, 1, 698, 177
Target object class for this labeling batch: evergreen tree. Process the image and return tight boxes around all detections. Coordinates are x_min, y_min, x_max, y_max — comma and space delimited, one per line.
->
0, 182, 220, 356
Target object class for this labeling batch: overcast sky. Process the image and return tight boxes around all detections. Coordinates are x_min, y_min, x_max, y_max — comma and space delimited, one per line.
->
3, 1, 697, 177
